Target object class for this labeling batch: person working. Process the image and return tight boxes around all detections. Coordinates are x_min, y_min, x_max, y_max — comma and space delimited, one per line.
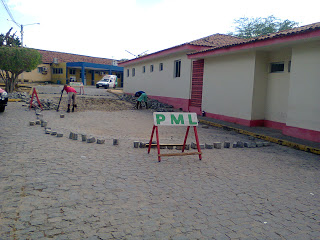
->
62, 84, 77, 112
135, 91, 148, 109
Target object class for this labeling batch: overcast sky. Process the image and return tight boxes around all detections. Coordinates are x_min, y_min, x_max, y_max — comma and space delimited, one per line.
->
1, 0, 319, 60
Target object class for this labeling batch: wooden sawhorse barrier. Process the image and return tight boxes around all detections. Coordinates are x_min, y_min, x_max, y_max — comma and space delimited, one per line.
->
70, 82, 85, 95
29, 87, 43, 110
148, 112, 202, 162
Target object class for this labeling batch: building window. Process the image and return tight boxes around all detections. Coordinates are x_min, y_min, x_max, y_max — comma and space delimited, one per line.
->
159, 63, 163, 71
150, 65, 154, 72
127, 69, 129, 77
69, 69, 76, 75
132, 68, 135, 77
38, 67, 47, 73
174, 60, 181, 77
142, 66, 145, 73
270, 62, 284, 73
52, 68, 63, 74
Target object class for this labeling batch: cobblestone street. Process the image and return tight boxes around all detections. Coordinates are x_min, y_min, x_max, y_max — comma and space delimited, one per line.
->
1, 99, 320, 239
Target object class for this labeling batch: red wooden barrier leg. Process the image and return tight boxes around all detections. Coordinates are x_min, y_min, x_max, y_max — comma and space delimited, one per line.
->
148, 125, 156, 154
34, 90, 43, 110
182, 126, 190, 153
194, 126, 202, 160
29, 90, 34, 110
155, 126, 161, 162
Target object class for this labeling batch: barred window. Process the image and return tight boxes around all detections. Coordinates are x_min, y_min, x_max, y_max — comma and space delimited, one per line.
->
174, 60, 181, 77
52, 68, 63, 74
159, 63, 163, 71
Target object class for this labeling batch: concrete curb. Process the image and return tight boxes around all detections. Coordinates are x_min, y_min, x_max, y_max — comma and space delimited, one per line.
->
199, 119, 320, 155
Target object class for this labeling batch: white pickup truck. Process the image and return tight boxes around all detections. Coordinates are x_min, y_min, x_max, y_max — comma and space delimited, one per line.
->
96, 75, 117, 89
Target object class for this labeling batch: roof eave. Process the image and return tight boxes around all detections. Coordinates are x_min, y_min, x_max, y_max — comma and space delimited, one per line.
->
188, 29, 320, 59
118, 44, 210, 66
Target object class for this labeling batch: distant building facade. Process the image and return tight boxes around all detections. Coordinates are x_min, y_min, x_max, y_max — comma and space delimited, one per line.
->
20, 49, 124, 87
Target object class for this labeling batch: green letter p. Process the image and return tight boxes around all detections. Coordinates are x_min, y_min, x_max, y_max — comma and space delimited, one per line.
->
156, 114, 165, 125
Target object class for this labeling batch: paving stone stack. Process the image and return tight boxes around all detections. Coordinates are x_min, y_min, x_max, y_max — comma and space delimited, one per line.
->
81, 134, 87, 142
133, 139, 271, 150
97, 139, 105, 144
87, 137, 96, 143
45, 128, 52, 134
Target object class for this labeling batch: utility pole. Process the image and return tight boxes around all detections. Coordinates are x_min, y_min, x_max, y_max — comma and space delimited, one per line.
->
19, 22, 40, 47
7, 20, 40, 82
7, 19, 40, 47
3, 0, 40, 81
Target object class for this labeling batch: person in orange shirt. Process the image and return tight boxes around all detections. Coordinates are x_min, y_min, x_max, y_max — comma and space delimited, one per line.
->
62, 84, 77, 112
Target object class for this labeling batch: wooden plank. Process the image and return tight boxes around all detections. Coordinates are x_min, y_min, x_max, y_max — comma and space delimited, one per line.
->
146, 143, 184, 147
158, 152, 202, 157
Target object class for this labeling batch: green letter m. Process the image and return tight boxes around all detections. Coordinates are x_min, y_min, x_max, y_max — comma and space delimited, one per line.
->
171, 114, 184, 125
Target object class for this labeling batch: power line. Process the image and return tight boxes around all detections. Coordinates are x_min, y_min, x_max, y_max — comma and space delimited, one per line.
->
1, 0, 40, 47
0, 0, 20, 27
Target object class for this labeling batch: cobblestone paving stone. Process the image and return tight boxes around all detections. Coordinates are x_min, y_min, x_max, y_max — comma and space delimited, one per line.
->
1, 102, 320, 240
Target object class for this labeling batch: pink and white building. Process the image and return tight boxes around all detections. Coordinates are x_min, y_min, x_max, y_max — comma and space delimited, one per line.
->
119, 22, 320, 143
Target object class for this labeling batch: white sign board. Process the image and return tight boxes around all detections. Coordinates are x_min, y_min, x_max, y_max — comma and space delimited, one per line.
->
153, 112, 198, 126
69, 82, 84, 87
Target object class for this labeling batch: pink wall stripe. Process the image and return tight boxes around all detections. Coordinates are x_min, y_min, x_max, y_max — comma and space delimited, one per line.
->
127, 93, 320, 143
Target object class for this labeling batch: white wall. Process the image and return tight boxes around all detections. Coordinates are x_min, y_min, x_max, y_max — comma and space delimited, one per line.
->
202, 52, 256, 120
264, 49, 291, 123
286, 42, 320, 131
123, 53, 192, 99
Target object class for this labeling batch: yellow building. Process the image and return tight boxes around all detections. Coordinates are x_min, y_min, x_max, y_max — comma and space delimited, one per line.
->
20, 49, 124, 87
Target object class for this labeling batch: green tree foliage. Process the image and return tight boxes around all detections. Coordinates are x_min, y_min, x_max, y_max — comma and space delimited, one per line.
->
228, 15, 299, 39
0, 28, 21, 47
0, 29, 41, 92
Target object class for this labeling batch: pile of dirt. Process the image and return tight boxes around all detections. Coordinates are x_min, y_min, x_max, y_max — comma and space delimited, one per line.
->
11, 88, 178, 112
55, 96, 135, 112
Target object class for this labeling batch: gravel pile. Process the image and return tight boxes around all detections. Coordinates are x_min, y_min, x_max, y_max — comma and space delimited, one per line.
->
119, 94, 177, 112
8, 92, 58, 110
8, 91, 180, 112
8, 92, 30, 100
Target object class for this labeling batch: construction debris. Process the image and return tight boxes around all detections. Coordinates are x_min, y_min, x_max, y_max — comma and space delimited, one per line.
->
97, 139, 105, 144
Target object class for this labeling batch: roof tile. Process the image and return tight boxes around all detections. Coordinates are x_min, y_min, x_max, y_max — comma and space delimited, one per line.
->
189, 22, 320, 55
187, 33, 245, 47
36, 49, 113, 65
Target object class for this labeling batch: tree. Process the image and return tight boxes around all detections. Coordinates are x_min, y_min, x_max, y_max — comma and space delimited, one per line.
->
228, 15, 299, 39
0, 28, 21, 47
0, 29, 41, 92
